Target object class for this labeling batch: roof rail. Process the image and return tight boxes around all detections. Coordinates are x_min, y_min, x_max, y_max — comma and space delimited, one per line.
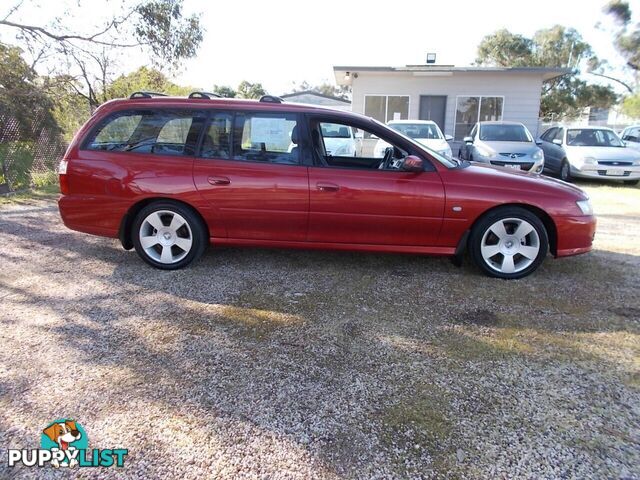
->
259, 95, 284, 104
188, 91, 222, 99
129, 91, 168, 99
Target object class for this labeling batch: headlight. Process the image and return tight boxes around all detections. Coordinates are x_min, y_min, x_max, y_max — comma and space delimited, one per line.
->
576, 199, 593, 216
475, 145, 496, 158
582, 156, 597, 165
532, 149, 543, 160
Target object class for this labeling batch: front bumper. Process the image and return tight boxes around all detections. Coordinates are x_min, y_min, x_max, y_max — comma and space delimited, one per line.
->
475, 156, 544, 173
571, 164, 640, 180
555, 214, 597, 258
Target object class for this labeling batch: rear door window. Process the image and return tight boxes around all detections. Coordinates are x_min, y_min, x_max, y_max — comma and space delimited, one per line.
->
85, 110, 205, 156
232, 113, 299, 165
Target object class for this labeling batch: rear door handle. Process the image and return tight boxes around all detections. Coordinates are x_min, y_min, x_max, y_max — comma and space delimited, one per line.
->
316, 182, 339, 192
208, 176, 230, 185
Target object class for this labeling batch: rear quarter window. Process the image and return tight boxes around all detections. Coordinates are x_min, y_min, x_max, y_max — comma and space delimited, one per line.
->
84, 109, 205, 156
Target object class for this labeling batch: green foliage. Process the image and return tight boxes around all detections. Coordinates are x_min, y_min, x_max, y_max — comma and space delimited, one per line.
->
135, 0, 204, 68
621, 93, 640, 118
106, 66, 193, 99
0, 43, 58, 140
604, 0, 639, 70
212, 85, 237, 98
476, 26, 617, 119
31, 169, 59, 188
0, 142, 35, 190
236, 81, 266, 99
289, 81, 351, 100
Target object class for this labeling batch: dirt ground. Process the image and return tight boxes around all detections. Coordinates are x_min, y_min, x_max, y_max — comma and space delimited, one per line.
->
0, 181, 638, 479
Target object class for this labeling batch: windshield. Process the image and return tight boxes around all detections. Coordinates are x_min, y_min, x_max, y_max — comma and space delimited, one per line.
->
371, 119, 458, 168
389, 123, 443, 140
567, 129, 623, 147
479, 124, 532, 142
320, 124, 351, 138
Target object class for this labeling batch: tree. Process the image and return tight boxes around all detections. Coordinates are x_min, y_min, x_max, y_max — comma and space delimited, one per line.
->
621, 95, 640, 118
236, 81, 266, 99
604, 0, 640, 70
212, 85, 237, 98
290, 80, 351, 100
106, 66, 193, 99
476, 26, 618, 119
0, 0, 204, 109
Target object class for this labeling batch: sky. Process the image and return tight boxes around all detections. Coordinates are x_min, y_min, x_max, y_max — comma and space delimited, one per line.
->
1, 0, 638, 94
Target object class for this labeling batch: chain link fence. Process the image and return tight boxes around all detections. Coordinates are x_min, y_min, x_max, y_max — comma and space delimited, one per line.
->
0, 111, 67, 193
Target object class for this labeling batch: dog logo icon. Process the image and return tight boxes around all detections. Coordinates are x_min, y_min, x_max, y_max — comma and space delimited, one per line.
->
41, 419, 87, 468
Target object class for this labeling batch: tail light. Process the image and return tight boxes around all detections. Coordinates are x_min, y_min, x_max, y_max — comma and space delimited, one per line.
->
58, 159, 69, 194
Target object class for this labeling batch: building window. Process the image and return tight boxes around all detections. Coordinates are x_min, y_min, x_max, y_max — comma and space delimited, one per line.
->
454, 96, 504, 140
364, 95, 409, 123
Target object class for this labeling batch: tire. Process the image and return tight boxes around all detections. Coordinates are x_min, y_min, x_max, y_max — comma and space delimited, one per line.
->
132, 201, 207, 270
469, 206, 549, 279
457, 149, 463, 159
559, 160, 572, 182
624, 179, 639, 186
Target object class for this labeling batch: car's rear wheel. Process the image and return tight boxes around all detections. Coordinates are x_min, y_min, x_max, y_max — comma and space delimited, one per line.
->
132, 202, 207, 270
559, 160, 572, 182
469, 207, 549, 279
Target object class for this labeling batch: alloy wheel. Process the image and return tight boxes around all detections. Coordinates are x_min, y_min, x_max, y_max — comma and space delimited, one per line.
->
480, 217, 540, 274
138, 210, 193, 264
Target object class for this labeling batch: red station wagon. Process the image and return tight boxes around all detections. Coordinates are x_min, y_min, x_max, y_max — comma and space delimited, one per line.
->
58, 92, 596, 279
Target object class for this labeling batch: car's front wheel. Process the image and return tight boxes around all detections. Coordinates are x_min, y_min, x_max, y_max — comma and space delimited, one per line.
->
559, 160, 572, 182
132, 201, 207, 270
469, 207, 549, 279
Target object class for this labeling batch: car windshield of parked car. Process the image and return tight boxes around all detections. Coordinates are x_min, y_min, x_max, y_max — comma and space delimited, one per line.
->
389, 123, 442, 140
567, 129, 624, 147
479, 124, 532, 142
320, 124, 351, 138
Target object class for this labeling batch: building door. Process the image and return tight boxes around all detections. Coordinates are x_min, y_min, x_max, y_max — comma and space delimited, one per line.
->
419, 96, 447, 132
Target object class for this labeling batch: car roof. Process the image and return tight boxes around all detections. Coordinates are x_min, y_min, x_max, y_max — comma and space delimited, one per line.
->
387, 120, 436, 125
554, 125, 615, 131
479, 121, 525, 126
96, 96, 365, 119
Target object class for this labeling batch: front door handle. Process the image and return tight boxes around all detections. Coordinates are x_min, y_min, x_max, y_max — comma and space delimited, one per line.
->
208, 176, 230, 185
317, 182, 339, 192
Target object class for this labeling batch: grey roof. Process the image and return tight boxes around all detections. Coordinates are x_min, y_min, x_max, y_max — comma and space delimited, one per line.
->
280, 90, 351, 104
334, 65, 571, 83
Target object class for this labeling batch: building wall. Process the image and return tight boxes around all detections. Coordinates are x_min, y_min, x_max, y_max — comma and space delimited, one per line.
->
350, 71, 544, 137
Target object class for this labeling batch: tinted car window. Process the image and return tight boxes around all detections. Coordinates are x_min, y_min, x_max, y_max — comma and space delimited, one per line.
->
479, 124, 532, 142
541, 127, 557, 141
201, 113, 233, 159
233, 113, 299, 165
86, 110, 205, 156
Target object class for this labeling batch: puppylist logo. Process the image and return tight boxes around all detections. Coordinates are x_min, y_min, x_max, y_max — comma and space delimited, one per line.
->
7, 419, 128, 468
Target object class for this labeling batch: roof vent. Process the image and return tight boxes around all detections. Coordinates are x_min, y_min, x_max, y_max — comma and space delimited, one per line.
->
129, 91, 168, 99
426, 53, 437, 64
188, 91, 222, 99
259, 95, 284, 104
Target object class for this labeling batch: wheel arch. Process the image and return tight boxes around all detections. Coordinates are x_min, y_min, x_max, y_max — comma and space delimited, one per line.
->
466, 203, 558, 256
118, 197, 210, 250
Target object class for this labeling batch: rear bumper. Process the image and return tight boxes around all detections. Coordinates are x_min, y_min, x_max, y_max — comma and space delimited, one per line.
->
555, 214, 596, 257
58, 195, 122, 238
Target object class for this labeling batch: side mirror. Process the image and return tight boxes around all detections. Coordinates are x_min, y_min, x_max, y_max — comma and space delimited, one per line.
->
463, 136, 473, 144
552, 138, 562, 146
444, 134, 454, 142
535, 138, 543, 145
402, 155, 424, 172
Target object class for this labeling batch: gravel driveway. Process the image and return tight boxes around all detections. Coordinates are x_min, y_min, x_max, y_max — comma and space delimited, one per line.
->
0, 183, 638, 479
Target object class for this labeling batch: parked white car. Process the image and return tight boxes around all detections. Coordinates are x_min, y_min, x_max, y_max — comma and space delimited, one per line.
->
539, 125, 640, 185
320, 123, 362, 157
373, 120, 453, 159
620, 125, 640, 152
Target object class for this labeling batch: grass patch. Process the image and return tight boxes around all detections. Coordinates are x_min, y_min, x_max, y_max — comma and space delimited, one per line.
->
0, 184, 59, 205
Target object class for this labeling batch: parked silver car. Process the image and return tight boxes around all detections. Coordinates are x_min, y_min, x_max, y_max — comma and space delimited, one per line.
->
458, 121, 544, 173
539, 125, 640, 185
620, 125, 640, 152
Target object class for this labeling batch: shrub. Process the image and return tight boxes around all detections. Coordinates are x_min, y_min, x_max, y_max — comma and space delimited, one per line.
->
31, 169, 59, 188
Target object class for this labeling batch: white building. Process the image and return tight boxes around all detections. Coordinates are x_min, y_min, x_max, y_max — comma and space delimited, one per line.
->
333, 65, 570, 141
